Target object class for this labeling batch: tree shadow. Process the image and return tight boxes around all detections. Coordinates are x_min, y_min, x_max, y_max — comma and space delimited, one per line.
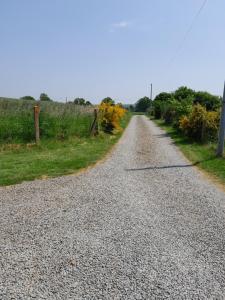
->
125, 158, 216, 172
153, 133, 170, 138
153, 132, 198, 146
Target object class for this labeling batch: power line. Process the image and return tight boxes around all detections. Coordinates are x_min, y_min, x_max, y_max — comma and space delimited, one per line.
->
169, 0, 208, 64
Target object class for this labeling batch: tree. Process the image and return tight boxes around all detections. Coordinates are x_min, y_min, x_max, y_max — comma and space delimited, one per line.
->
193, 91, 221, 111
73, 98, 92, 105
174, 86, 195, 101
101, 97, 115, 105
40, 93, 52, 101
129, 105, 134, 112
20, 96, 36, 101
153, 93, 174, 119
154, 92, 173, 102
135, 97, 152, 112
74, 98, 86, 105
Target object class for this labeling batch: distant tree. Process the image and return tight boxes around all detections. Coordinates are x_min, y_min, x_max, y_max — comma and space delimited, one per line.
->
121, 104, 133, 111
20, 96, 36, 101
135, 97, 152, 112
74, 98, 86, 105
117, 103, 124, 108
40, 93, 52, 101
73, 98, 92, 105
193, 91, 221, 111
101, 97, 115, 105
174, 86, 195, 101
129, 105, 134, 112
154, 92, 173, 102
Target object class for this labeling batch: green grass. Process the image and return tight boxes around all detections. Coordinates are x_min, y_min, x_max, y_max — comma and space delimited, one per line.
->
153, 119, 225, 185
0, 113, 131, 186
0, 98, 94, 143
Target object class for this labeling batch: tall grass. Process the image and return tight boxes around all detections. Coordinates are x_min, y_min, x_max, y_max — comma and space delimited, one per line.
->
0, 98, 94, 144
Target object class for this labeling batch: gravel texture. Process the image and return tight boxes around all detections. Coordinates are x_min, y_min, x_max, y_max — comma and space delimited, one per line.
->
1, 115, 225, 299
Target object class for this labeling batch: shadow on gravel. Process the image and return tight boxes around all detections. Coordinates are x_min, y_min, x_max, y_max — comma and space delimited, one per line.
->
125, 163, 200, 171
154, 133, 170, 138
125, 157, 217, 172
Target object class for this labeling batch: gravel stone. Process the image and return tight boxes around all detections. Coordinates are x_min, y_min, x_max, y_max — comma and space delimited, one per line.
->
0, 115, 225, 299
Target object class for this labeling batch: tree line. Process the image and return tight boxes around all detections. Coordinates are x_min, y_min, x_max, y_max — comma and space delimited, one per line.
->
19, 94, 124, 107
132, 86, 221, 113
20, 94, 93, 105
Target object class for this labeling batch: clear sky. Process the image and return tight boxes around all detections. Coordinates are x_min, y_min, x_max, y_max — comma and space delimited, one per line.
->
0, 0, 224, 104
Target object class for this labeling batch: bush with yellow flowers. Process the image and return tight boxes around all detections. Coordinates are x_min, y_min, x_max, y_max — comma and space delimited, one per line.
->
179, 104, 220, 142
98, 102, 126, 133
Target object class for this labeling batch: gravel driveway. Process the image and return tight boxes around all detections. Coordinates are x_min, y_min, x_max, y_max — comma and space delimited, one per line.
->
1, 115, 225, 299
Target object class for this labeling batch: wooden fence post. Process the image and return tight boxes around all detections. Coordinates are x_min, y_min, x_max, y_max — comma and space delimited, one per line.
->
34, 105, 40, 143
90, 109, 98, 136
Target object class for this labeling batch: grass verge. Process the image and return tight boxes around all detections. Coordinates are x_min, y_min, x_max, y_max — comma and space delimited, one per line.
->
153, 118, 225, 186
0, 113, 131, 186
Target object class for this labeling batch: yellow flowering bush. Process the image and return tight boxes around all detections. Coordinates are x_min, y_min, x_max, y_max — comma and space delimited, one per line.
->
98, 102, 126, 133
179, 104, 220, 142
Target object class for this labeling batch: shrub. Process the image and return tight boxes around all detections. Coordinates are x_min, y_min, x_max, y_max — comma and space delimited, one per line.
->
98, 103, 126, 133
179, 104, 219, 142
153, 101, 162, 119
162, 98, 193, 126
153, 93, 174, 119
193, 91, 221, 111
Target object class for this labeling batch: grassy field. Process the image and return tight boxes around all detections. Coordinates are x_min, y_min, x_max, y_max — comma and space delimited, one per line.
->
153, 119, 225, 185
0, 112, 131, 186
0, 98, 94, 143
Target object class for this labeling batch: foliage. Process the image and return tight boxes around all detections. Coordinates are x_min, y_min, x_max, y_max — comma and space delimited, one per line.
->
152, 86, 222, 143
135, 96, 152, 112
179, 104, 220, 142
194, 91, 221, 110
122, 104, 134, 112
101, 97, 115, 105
74, 98, 92, 106
98, 102, 126, 133
153, 93, 174, 119
40, 93, 52, 101
161, 98, 193, 126
154, 92, 174, 102
129, 105, 134, 112
20, 96, 36, 101
174, 86, 195, 101
117, 103, 124, 108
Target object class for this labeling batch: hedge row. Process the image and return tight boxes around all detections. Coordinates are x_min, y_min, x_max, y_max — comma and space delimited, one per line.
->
151, 86, 221, 143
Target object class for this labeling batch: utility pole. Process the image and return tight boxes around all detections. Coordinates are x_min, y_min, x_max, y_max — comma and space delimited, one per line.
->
150, 83, 153, 100
217, 82, 225, 157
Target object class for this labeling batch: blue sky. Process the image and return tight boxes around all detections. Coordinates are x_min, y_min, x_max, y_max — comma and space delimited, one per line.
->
0, 0, 224, 104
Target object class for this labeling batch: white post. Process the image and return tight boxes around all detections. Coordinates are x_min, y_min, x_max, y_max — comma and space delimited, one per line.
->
217, 82, 225, 157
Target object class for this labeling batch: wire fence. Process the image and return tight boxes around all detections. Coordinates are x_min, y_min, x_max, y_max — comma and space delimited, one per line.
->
0, 99, 95, 144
